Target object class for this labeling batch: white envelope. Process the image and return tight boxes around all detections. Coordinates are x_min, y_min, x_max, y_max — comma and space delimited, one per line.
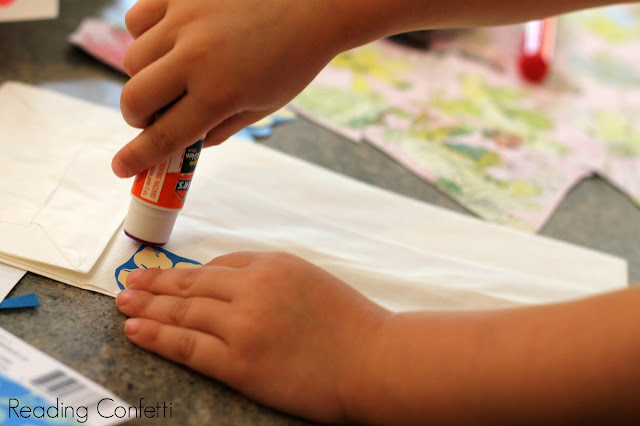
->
0, 82, 628, 311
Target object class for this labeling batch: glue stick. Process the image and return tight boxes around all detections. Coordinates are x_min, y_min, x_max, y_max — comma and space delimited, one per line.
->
123, 136, 203, 246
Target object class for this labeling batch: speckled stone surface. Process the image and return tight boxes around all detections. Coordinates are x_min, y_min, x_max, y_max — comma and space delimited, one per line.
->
1, 1, 639, 425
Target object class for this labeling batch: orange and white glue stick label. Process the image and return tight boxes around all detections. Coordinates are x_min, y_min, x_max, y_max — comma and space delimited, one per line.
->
131, 139, 203, 209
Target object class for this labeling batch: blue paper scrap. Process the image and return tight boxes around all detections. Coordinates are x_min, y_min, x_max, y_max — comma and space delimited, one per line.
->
0, 293, 40, 310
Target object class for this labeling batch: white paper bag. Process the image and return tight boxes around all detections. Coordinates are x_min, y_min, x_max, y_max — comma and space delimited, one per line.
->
0, 82, 628, 311
0, 82, 138, 273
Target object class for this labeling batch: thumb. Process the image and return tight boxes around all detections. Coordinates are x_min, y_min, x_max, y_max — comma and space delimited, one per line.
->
112, 96, 228, 178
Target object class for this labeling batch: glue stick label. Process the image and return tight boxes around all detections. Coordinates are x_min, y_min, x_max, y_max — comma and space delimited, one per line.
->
131, 139, 203, 209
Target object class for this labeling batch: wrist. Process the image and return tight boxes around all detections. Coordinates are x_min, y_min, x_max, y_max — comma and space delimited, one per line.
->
338, 311, 402, 425
321, 0, 446, 54
317, 0, 400, 55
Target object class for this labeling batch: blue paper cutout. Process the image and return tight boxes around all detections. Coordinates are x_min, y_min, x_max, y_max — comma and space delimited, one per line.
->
0, 293, 40, 310
234, 107, 296, 142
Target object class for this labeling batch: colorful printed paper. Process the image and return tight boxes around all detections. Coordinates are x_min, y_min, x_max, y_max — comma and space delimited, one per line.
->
68, 18, 132, 74
0, 0, 58, 23
0, 327, 129, 425
115, 245, 202, 290
293, 5, 640, 231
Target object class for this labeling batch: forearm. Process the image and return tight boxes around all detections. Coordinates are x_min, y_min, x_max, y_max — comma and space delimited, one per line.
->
324, 0, 636, 52
345, 286, 640, 424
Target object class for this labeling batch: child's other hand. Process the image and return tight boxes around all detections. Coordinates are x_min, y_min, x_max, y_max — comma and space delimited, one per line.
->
112, 0, 341, 178
116, 251, 391, 423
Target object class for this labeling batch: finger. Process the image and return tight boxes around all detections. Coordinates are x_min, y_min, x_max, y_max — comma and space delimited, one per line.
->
125, 266, 236, 301
125, 0, 168, 39
120, 52, 186, 128
114, 92, 232, 178
203, 110, 275, 147
206, 251, 262, 268
124, 318, 230, 380
123, 21, 176, 77
116, 290, 232, 337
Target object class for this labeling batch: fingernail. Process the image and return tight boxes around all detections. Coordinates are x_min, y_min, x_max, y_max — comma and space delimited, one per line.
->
125, 318, 141, 335
126, 269, 143, 287
116, 290, 132, 307
112, 157, 133, 178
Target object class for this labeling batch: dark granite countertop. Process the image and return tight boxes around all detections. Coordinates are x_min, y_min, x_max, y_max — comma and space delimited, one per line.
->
2, 1, 639, 425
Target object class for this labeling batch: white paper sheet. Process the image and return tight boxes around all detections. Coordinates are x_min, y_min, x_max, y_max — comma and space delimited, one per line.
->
0, 262, 26, 302
0, 82, 628, 311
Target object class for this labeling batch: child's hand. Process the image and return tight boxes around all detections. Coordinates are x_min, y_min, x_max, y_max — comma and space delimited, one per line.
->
116, 251, 391, 423
112, 0, 342, 178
